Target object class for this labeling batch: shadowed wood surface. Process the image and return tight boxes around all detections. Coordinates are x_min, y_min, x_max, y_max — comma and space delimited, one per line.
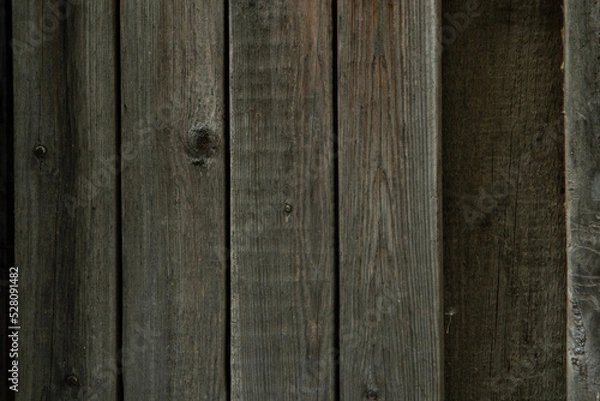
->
120, 0, 228, 399
12, 1, 119, 399
442, 1, 566, 399
337, 0, 443, 399
1, 0, 13, 399
565, 0, 600, 398
229, 1, 336, 399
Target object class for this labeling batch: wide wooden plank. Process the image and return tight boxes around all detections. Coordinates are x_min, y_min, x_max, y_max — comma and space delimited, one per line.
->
120, 0, 227, 399
229, 1, 336, 399
565, 0, 600, 398
442, 1, 565, 399
337, 1, 442, 399
12, 1, 119, 399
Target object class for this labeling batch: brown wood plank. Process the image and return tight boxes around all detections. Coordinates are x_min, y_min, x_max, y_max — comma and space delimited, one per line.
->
337, 0, 443, 399
12, 1, 119, 399
120, 0, 227, 399
442, 1, 565, 399
229, 1, 336, 399
565, 0, 600, 398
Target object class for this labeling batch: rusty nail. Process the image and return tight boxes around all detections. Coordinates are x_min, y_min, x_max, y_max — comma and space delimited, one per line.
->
366, 389, 378, 400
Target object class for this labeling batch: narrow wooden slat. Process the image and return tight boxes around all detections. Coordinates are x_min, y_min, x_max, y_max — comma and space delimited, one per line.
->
12, 1, 118, 399
229, 1, 336, 399
443, 1, 565, 399
120, 0, 227, 399
565, 0, 600, 398
337, 1, 442, 399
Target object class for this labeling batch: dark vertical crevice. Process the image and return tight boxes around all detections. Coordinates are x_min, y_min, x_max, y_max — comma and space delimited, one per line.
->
114, 0, 123, 399
331, 0, 340, 399
223, 1, 232, 400
1, 0, 14, 399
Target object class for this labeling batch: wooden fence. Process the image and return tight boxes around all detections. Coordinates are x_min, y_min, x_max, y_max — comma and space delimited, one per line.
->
2, 0, 599, 399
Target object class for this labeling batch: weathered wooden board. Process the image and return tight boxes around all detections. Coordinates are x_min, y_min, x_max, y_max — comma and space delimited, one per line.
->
442, 1, 565, 399
229, 1, 336, 399
120, 0, 227, 399
1, 0, 13, 398
12, 1, 119, 399
337, 0, 443, 399
565, 0, 600, 398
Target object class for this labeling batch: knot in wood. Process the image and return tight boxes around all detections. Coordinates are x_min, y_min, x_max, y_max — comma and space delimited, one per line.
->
184, 126, 217, 166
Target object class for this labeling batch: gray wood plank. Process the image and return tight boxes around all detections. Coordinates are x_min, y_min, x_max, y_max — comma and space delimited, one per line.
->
120, 0, 228, 399
442, 1, 565, 399
337, 1, 443, 399
229, 1, 336, 399
565, 0, 600, 398
12, 1, 119, 399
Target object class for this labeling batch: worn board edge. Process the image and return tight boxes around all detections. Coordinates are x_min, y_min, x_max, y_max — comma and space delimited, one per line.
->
565, 0, 600, 398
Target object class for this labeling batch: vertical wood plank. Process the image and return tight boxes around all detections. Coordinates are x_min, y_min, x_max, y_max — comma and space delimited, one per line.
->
337, 0, 443, 399
442, 1, 565, 399
120, 0, 227, 399
1, 0, 13, 398
229, 1, 336, 399
565, 0, 600, 398
12, 0, 119, 399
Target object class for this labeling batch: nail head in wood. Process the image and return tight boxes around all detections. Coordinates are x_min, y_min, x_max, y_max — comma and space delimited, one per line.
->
34, 145, 47, 158
65, 375, 79, 387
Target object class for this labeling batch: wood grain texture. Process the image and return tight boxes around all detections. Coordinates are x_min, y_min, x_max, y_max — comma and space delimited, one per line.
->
442, 1, 565, 399
565, 0, 600, 398
120, 0, 227, 399
229, 1, 336, 399
337, 0, 442, 399
1, 0, 13, 398
12, 0, 119, 399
